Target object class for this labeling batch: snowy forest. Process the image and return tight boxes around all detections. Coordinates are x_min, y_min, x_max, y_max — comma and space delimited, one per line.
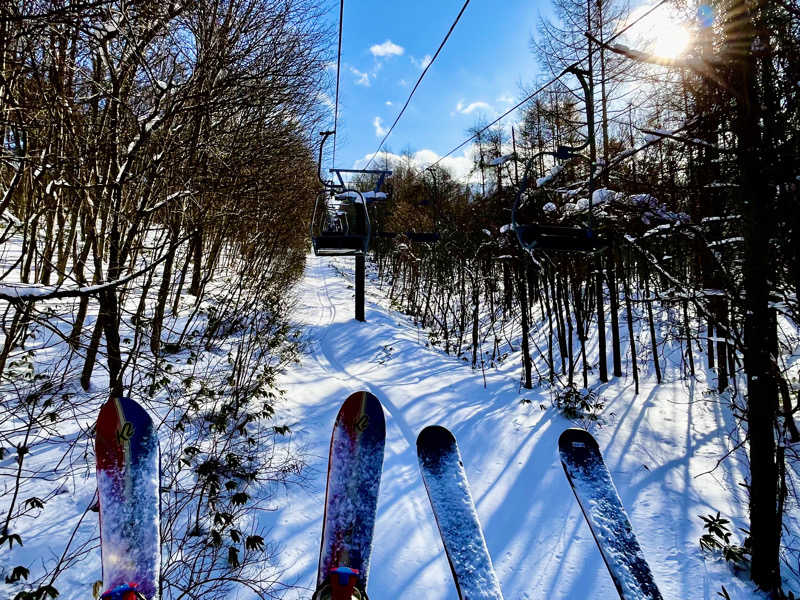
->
1, 0, 800, 599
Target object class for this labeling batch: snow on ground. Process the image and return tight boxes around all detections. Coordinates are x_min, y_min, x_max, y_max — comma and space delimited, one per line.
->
0, 246, 773, 599
257, 255, 763, 600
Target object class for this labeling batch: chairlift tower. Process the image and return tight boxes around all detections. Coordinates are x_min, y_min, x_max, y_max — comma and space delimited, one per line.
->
311, 132, 391, 322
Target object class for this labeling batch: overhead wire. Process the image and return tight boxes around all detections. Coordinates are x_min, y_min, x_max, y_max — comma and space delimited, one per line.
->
424, 0, 672, 173
608, 0, 669, 44
364, 0, 471, 170
424, 69, 573, 171
332, 0, 344, 168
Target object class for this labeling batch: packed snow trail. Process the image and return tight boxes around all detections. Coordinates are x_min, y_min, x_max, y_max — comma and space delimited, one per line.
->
259, 256, 760, 600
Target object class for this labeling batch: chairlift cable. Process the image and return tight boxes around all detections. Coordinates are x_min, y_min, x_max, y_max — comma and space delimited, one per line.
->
424, 0, 672, 173
333, 0, 344, 168
364, 0, 471, 170
424, 69, 573, 171
608, 0, 669, 44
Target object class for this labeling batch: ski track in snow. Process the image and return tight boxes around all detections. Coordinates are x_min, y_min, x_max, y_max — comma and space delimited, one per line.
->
255, 256, 767, 600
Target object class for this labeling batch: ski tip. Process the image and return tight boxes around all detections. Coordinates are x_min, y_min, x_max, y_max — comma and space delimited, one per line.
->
416, 425, 457, 458
97, 397, 152, 423
335, 391, 386, 444
96, 397, 155, 439
96, 397, 158, 469
341, 390, 382, 413
558, 428, 600, 455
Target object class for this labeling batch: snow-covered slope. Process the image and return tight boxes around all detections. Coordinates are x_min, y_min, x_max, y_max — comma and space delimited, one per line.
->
259, 256, 762, 599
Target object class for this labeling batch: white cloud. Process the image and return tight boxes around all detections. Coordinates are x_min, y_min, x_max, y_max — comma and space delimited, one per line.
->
456, 100, 492, 115
385, 100, 393, 106
411, 54, 432, 70
352, 148, 480, 184
370, 40, 404, 57
373, 116, 387, 137
496, 94, 514, 104
317, 91, 336, 117
349, 66, 370, 86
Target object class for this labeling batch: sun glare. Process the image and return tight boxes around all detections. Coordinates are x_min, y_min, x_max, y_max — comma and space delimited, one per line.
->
649, 18, 692, 59
624, 4, 693, 60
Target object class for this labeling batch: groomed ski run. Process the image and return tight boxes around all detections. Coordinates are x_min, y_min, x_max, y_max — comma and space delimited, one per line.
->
260, 255, 761, 600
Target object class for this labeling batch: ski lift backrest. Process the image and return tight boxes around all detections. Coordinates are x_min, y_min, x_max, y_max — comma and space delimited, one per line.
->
511, 162, 604, 254
311, 188, 370, 256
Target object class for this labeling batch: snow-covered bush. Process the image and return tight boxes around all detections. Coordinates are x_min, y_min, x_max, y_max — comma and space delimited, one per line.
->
552, 383, 604, 422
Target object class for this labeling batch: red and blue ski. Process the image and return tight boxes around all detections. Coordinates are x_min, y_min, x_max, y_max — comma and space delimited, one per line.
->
315, 391, 385, 599
559, 428, 663, 600
417, 425, 504, 600
96, 397, 160, 600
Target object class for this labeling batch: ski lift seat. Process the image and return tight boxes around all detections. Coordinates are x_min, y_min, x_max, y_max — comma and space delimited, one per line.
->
311, 187, 370, 257
313, 235, 368, 256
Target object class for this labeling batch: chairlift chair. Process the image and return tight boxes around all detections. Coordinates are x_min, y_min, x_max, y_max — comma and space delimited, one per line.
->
311, 189, 371, 256
405, 231, 440, 243
515, 222, 603, 252
511, 150, 605, 254
511, 64, 608, 254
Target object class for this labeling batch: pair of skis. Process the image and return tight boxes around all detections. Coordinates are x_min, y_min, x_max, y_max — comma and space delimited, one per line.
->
92, 392, 383, 600
419, 427, 664, 600
417, 427, 662, 600
92, 394, 663, 600
316, 392, 662, 600
92, 392, 385, 600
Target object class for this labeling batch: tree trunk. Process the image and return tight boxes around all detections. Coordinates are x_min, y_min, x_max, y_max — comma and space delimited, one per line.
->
623, 270, 638, 395
596, 256, 608, 382
552, 271, 567, 374
542, 266, 556, 383
151, 226, 179, 356
607, 245, 622, 377
517, 266, 532, 389
189, 227, 203, 296
733, 4, 780, 583
644, 270, 662, 384
471, 269, 480, 368
81, 312, 104, 391
683, 299, 695, 377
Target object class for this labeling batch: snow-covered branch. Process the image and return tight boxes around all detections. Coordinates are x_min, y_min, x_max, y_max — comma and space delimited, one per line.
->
639, 128, 736, 153
585, 32, 736, 97
143, 190, 194, 215
0, 232, 194, 304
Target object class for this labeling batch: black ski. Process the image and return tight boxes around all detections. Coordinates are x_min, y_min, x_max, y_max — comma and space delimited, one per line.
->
417, 425, 504, 600
559, 428, 663, 600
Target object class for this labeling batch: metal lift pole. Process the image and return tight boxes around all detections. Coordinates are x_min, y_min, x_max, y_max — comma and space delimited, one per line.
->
321, 167, 391, 323
355, 254, 365, 322
351, 181, 370, 322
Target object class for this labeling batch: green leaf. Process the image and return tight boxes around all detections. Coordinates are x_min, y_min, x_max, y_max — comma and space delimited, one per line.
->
25, 497, 44, 510
5, 565, 30, 583
246, 535, 265, 552
227, 546, 240, 568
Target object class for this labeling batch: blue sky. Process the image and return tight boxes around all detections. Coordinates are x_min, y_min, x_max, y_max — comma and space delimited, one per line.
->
324, 0, 553, 182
